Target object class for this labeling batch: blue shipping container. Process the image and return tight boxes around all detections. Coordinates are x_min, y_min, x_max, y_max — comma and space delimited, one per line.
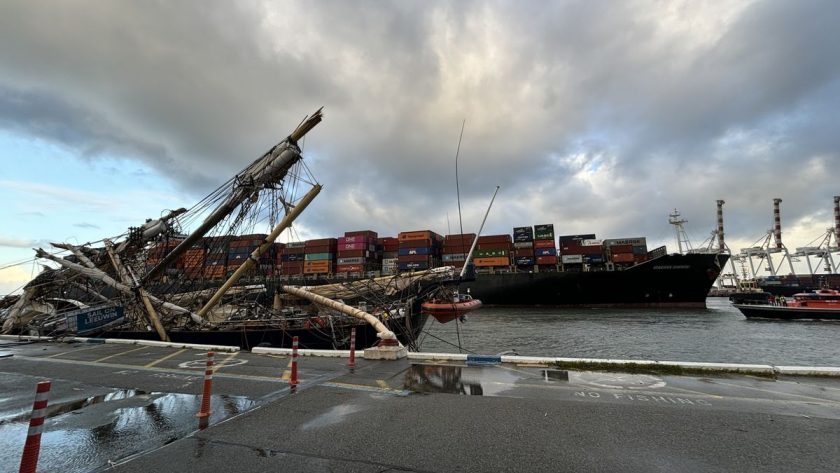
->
534, 248, 557, 256
515, 257, 535, 265
398, 247, 432, 256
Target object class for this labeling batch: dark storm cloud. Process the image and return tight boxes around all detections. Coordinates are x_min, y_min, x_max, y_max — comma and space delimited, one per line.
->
1, 0, 838, 249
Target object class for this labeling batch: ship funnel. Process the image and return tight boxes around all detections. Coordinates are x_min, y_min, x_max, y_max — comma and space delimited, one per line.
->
773, 198, 783, 249
716, 199, 725, 251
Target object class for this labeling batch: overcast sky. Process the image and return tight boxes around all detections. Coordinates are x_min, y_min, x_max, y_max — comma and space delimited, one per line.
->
2, 0, 839, 294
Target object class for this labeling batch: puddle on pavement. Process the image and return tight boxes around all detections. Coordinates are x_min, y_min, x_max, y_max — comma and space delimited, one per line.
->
0, 389, 258, 472
404, 365, 485, 396
404, 364, 668, 397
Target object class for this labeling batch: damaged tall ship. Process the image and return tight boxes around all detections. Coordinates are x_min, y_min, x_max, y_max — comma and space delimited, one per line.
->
0, 109, 454, 350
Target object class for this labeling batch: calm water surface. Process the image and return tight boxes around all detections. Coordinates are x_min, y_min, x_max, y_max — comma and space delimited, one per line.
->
418, 297, 840, 366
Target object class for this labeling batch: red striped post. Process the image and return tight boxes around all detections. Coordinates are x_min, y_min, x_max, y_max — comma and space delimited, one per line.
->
348, 327, 356, 371
290, 336, 299, 388
196, 352, 214, 418
19, 380, 51, 473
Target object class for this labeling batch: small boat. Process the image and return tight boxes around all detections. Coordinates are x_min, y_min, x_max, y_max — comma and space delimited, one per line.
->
421, 291, 483, 323
733, 288, 840, 320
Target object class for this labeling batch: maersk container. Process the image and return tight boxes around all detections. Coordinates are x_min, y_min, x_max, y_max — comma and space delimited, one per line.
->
534, 248, 557, 256
337, 257, 365, 265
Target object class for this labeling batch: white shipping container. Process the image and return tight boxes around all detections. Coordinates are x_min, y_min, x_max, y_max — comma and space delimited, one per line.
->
513, 242, 534, 249
581, 239, 602, 247
562, 254, 584, 264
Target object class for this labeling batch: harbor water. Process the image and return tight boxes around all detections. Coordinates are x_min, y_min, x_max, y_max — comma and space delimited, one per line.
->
418, 297, 840, 366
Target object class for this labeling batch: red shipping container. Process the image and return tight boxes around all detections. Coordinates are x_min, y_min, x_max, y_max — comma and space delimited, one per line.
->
305, 244, 336, 254
612, 253, 635, 263
345, 230, 378, 239
514, 249, 535, 257
533, 239, 556, 249
398, 254, 432, 263
399, 238, 434, 249
536, 255, 558, 265
338, 242, 368, 251
477, 234, 512, 244
337, 249, 368, 258
609, 244, 634, 254
305, 238, 337, 248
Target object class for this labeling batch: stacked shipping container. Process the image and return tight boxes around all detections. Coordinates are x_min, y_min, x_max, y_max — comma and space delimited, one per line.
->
558, 234, 596, 267
227, 234, 272, 277
304, 238, 337, 275
474, 234, 512, 270
442, 233, 475, 269
513, 226, 535, 268
603, 237, 648, 265
336, 230, 379, 275
379, 237, 399, 275
534, 224, 558, 269
203, 237, 229, 279
398, 230, 442, 271
280, 241, 306, 275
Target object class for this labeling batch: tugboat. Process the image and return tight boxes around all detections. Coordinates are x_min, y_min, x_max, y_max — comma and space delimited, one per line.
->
421, 289, 483, 324
732, 288, 840, 320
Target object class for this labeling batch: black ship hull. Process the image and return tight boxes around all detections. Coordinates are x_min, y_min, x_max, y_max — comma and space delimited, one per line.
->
460, 253, 728, 308
98, 310, 429, 350
733, 304, 840, 320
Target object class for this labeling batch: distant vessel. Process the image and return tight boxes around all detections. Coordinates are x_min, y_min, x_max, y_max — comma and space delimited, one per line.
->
733, 288, 840, 320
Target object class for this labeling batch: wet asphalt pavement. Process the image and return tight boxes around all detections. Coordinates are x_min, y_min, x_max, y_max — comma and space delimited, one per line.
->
1, 339, 840, 472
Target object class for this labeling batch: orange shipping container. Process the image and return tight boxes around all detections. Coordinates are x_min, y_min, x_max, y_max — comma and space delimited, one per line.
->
473, 256, 511, 267
399, 230, 437, 242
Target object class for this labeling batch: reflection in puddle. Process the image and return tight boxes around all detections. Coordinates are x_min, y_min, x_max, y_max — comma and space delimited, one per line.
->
404, 365, 484, 396
0, 390, 258, 472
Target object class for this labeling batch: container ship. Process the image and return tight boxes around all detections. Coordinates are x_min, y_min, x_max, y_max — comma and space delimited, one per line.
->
143, 223, 726, 309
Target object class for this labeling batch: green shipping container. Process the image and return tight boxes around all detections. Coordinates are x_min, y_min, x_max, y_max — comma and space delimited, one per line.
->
304, 253, 334, 261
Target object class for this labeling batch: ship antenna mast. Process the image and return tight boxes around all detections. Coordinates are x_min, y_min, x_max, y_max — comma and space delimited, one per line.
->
454, 119, 466, 255
668, 209, 691, 254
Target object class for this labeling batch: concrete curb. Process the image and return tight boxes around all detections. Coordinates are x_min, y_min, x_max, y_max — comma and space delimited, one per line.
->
0, 334, 239, 353
252, 347, 350, 358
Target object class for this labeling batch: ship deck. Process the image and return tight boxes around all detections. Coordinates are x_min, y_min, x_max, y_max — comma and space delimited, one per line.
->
2, 338, 839, 472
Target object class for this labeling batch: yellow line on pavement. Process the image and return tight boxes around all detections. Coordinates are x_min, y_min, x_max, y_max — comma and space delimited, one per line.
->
281, 357, 293, 380
93, 345, 149, 363
376, 380, 389, 389
145, 348, 187, 368
44, 345, 105, 358
214, 351, 239, 372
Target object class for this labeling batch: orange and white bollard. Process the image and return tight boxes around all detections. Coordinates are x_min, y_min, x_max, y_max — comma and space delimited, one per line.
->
348, 327, 356, 371
196, 352, 214, 418
19, 380, 51, 473
289, 336, 299, 388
